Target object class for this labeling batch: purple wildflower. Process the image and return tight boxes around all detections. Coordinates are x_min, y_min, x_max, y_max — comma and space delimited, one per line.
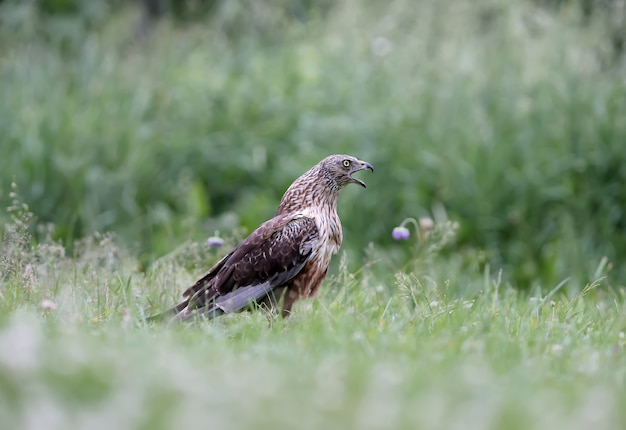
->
207, 236, 225, 248
392, 226, 410, 240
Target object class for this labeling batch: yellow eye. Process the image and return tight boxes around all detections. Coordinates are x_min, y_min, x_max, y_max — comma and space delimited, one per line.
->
343, 160, 351, 167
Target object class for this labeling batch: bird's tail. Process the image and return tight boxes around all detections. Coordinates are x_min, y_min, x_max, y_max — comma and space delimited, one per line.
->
144, 300, 189, 323
145, 300, 226, 324
170, 304, 225, 323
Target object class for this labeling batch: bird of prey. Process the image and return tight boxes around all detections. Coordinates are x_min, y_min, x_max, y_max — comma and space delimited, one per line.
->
148, 154, 373, 323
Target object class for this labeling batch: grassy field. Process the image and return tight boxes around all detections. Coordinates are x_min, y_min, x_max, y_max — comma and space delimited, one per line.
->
2, 1, 626, 429
1, 201, 625, 430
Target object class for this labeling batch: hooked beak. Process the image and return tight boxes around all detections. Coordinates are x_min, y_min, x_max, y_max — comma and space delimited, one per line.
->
350, 160, 374, 188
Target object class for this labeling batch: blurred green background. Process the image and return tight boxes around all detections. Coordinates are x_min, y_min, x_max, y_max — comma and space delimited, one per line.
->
1, 0, 625, 289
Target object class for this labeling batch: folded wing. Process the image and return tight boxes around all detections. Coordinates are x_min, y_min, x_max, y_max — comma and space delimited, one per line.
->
168, 215, 319, 321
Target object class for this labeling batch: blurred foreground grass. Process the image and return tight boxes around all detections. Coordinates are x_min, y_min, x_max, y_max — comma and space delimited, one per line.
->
0, 0, 625, 288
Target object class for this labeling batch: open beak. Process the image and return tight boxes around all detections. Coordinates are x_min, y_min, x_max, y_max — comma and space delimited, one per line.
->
350, 160, 374, 188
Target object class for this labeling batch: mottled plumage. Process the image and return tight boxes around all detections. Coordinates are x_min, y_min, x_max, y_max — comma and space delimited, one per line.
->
148, 154, 373, 322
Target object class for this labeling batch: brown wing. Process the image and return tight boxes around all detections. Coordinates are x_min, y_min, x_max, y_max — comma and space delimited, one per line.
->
172, 215, 319, 320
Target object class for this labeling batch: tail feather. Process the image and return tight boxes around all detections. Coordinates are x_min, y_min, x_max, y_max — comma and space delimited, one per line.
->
146, 281, 277, 324
171, 304, 225, 323
145, 299, 226, 324
144, 300, 189, 323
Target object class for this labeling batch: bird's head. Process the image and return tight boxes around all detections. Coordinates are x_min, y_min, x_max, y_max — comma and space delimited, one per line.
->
276, 154, 374, 214
319, 154, 374, 189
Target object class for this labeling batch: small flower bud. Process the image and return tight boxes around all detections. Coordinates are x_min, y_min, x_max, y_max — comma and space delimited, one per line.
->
419, 217, 434, 238
207, 236, 225, 248
41, 299, 57, 311
392, 226, 410, 240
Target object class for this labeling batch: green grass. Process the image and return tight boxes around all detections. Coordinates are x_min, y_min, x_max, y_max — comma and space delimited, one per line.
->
1, 207, 625, 430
